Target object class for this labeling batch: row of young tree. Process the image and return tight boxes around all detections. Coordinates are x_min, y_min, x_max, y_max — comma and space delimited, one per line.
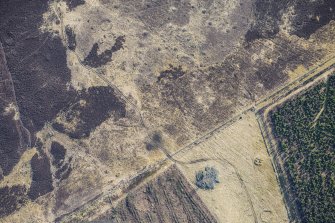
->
271, 75, 335, 223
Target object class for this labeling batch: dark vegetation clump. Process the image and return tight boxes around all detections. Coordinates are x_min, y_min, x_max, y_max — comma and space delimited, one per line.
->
152, 133, 162, 144
0, 0, 78, 141
146, 132, 162, 150
0, 185, 27, 217
0, 88, 26, 177
271, 74, 335, 222
246, 0, 335, 42
157, 65, 185, 82
28, 153, 53, 200
83, 36, 125, 68
50, 141, 72, 181
50, 141, 66, 166
145, 143, 155, 150
52, 86, 126, 139
65, 25, 76, 51
66, 0, 85, 10
195, 166, 219, 190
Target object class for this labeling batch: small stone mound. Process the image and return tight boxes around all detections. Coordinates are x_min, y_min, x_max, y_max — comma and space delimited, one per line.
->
254, 157, 263, 166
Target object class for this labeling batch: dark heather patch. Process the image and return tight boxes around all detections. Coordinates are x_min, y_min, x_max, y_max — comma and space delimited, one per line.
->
246, 0, 335, 42
28, 152, 53, 200
290, 0, 335, 38
0, 0, 125, 147
83, 36, 125, 68
253, 37, 315, 90
11, 35, 76, 135
245, 0, 288, 41
0, 0, 77, 142
0, 41, 30, 177
65, 26, 76, 51
152, 133, 162, 144
0, 185, 27, 217
50, 141, 66, 166
145, 143, 155, 151
52, 86, 126, 139
0, 109, 21, 176
53, 186, 71, 216
125, 0, 191, 29
157, 65, 185, 82
52, 123, 67, 135
66, 0, 85, 10
145, 132, 163, 151
50, 141, 72, 182
244, 29, 262, 43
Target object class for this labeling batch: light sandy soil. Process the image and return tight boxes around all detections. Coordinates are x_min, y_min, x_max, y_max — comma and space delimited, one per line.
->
174, 111, 289, 223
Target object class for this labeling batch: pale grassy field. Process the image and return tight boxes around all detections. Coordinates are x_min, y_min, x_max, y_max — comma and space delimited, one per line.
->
174, 111, 289, 223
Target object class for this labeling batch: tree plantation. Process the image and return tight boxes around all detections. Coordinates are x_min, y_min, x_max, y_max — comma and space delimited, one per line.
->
271, 74, 335, 223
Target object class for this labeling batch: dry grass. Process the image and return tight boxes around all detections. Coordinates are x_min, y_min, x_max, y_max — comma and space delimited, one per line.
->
174, 111, 289, 223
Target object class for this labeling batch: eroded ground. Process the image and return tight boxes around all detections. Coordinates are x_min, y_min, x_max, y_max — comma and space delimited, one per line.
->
94, 165, 217, 223
1, 0, 335, 222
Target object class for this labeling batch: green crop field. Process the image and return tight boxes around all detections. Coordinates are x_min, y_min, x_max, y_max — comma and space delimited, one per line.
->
270, 74, 335, 223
